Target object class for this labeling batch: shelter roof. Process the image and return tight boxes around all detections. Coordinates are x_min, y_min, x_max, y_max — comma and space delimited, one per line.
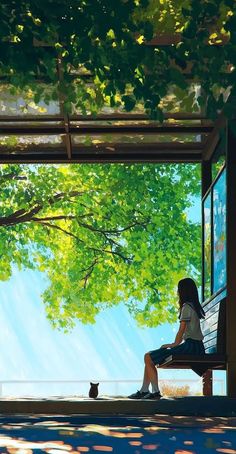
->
0, 84, 217, 163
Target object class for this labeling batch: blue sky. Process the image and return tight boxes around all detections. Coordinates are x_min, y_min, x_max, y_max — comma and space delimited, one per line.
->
0, 187, 225, 397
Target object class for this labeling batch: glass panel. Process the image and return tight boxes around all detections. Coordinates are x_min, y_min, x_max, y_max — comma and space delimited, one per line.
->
0, 85, 60, 117
70, 119, 204, 126
72, 133, 207, 145
203, 193, 212, 300
213, 168, 226, 293
72, 83, 202, 115
0, 135, 64, 147
0, 135, 65, 156
0, 121, 63, 126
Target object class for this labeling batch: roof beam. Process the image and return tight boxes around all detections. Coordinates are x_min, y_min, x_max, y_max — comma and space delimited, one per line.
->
0, 152, 202, 164
63, 113, 72, 160
202, 113, 226, 161
0, 141, 203, 166
0, 113, 208, 122
0, 142, 204, 152
0, 124, 213, 135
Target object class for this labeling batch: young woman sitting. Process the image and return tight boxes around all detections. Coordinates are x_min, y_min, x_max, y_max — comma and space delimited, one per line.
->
128, 277, 205, 400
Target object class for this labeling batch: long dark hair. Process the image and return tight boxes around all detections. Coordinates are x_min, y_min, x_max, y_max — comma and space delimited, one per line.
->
178, 278, 205, 319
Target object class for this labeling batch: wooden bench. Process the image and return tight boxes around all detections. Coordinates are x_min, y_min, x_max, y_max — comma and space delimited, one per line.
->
159, 291, 227, 396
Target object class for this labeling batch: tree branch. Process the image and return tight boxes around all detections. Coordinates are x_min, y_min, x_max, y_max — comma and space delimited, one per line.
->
77, 220, 145, 235
0, 205, 43, 226
0, 190, 94, 227
80, 258, 98, 289
34, 220, 84, 243
31, 213, 93, 222
88, 246, 133, 263
0, 173, 27, 185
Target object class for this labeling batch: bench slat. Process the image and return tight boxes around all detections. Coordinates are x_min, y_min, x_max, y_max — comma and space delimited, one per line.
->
205, 345, 217, 354
203, 302, 220, 320
203, 329, 217, 343
202, 322, 218, 337
202, 288, 226, 309
159, 354, 226, 370
202, 312, 219, 333
204, 338, 218, 350
203, 298, 220, 313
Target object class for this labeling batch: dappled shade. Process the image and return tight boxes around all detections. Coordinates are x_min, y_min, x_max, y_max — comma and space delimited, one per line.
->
0, 414, 235, 453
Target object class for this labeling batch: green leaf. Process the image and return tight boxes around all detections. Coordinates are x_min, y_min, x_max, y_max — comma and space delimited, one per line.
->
122, 95, 136, 111
0, 162, 201, 330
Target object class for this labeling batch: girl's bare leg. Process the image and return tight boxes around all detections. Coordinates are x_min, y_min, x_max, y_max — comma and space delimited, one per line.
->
140, 364, 151, 392
144, 353, 160, 393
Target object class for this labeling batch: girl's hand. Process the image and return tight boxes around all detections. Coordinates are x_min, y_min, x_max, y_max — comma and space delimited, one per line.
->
160, 343, 174, 349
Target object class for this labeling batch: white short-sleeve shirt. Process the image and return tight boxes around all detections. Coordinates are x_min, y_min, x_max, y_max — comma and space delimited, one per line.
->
180, 302, 204, 341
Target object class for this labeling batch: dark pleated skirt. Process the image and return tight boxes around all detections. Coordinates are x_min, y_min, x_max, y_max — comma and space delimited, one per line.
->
149, 338, 205, 366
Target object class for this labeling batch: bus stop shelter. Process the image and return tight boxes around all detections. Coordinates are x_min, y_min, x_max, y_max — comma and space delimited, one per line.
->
0, 85, 235, 398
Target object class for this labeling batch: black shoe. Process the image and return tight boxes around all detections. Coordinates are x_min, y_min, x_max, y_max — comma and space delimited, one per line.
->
128, 390, 150, 399
142, 391, 162, 400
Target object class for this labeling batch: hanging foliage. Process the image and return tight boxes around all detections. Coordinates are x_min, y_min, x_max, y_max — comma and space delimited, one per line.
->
0, 0, 235, 119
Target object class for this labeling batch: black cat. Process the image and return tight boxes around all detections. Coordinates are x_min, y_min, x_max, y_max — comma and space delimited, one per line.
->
89, 382, 99, 398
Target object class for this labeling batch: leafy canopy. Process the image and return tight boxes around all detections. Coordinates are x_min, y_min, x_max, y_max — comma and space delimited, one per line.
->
0, 164, 201, 330
0, 0, 235, 119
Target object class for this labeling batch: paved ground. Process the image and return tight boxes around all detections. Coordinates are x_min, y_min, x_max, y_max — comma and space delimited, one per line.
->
0, 414, 235, 454
0, 396, 236, 417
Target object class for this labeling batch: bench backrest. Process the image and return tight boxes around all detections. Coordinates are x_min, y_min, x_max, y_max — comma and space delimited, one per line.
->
201, 293, 226, 354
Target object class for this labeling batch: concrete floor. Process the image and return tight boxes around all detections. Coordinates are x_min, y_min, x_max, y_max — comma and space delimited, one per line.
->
0, 395, 236, 417
0, 413, 235, 453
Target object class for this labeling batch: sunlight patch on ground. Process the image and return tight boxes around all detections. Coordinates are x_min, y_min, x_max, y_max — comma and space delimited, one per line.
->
0, 415, 235, 454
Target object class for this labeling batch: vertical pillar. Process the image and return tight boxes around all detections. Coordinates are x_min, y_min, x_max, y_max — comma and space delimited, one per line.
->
201, 160, 212, 198
201, 159, 213, 396
226, 120, 236, 397
201, 160, 212, 302
202, 370, 213, 396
